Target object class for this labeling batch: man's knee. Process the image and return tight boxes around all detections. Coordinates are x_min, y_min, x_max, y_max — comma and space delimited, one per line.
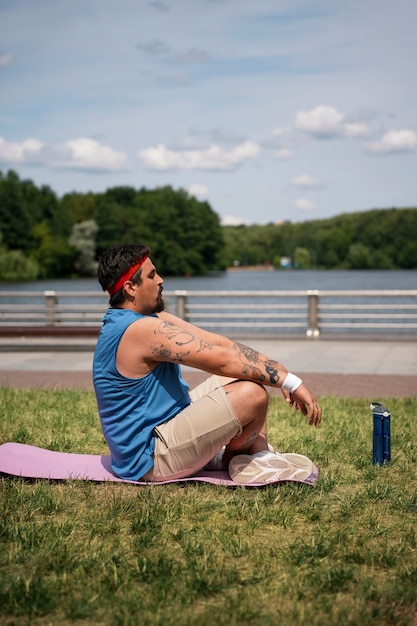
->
225, 380, 268, 421
243, 380, 268, 406
242, 379, 267, 394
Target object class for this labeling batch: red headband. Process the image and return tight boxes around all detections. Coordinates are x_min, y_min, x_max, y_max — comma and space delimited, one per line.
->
107, 256, 148, 297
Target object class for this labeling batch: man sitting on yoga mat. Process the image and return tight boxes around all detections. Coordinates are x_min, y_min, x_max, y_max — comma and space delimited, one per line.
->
93, 243, 322, 484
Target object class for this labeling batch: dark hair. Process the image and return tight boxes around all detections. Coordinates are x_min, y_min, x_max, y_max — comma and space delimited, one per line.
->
97, 243, 150, 307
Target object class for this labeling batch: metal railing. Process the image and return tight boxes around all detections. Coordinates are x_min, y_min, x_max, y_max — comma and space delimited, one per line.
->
175, 289, 417, 337
0, 289, 417, 338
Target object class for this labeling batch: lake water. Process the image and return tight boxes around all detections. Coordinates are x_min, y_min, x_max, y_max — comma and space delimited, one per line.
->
1, 269, 416, 336
2, 269, 416, 293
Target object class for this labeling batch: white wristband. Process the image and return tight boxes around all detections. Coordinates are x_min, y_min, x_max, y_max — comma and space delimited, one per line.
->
281, 372, 303, 393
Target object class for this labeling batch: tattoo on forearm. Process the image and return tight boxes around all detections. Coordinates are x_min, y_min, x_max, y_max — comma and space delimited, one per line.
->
242, 364, 265, 382
265, 365, 279, 384
197, 339, 213, 352
234, 342, 260, 364
235, 344, 283, 385
265, 360, 282, 385
154, 321, 194, 346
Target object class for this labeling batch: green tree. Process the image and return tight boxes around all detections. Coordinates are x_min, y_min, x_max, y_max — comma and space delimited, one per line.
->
0, 248, 39, 281
346, 243, 372, 269
397, 241, 417, 269
32, 221, 76, 278
95, 196, 135, 254
0, 170, 33, 251
370, 249, 394, 269
222, 223, 277, 267
61, 192, 96, 225
119, 186, 225, 275
293, 247, 311, 269
0, 171, 69, 259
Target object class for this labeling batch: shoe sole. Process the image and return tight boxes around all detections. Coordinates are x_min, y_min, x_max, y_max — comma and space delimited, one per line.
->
228, 452, 314, 484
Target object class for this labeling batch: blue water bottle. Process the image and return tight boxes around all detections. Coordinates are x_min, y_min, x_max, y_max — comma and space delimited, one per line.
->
370, 402, 391, 465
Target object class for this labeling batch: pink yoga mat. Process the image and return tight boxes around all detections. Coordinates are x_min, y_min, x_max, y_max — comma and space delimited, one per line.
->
0, 442, 318, 487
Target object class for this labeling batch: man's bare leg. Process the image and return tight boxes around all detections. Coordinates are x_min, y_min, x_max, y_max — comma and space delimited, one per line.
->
221, 380, 269, 467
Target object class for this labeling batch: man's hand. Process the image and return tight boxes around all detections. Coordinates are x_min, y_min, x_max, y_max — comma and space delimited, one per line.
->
281, 384, 322, 426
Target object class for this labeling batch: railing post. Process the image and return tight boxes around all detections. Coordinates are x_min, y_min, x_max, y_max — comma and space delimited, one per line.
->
306, 290, 320, 337
175, 291, 188, 321
44, 291, 58, 326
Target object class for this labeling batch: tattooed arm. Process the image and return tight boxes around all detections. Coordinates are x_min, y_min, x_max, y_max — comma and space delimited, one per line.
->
117, 311, 320, 424
155, 315, 322, 426
231, 341, 288, 386
123, 312, 287, 387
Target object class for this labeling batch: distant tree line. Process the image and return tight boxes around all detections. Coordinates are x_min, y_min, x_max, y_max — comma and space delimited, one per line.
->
0, 168, 416, 282
223, 207, 417, 270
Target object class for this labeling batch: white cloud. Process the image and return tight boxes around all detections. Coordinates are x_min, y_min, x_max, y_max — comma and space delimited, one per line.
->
0, 137, 43, 162
290, 174, 322, 188
138, 141, 260, 171
367, 129, 417, 154
188, 183, 209, 199
221, 213, 249, 226
0, 52, 15, 68
55, 138, 128, 170
0, 136, 128, 172
295, 105, 370, 139
344, 122, 369, 138
296, 106, 343, 137
293, 197, 315, 211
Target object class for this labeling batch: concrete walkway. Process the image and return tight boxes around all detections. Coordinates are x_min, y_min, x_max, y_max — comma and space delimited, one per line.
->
1, 337, 416, 397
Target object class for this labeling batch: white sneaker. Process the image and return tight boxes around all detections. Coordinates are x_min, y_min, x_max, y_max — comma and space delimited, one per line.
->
203, 447, 226, 471
228, 450, 314, 484
204, 442, 274, 472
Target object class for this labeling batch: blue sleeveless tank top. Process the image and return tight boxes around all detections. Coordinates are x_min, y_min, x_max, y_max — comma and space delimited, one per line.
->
93, 308, 191, 480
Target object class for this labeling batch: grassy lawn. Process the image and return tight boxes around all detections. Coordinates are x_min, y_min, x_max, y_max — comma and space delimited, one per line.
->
1, 388, 417, 626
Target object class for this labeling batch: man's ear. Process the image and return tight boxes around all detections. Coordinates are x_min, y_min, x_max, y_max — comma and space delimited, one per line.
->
123, 280, 136, 299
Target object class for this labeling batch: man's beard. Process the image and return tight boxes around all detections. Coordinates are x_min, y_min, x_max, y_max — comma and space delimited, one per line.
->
155, 294, 165, 313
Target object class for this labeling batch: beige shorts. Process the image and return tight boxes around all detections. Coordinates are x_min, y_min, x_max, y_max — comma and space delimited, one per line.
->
142, 375, 242, 481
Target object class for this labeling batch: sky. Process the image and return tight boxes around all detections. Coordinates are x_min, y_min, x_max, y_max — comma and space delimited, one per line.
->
1, 0, 416, 226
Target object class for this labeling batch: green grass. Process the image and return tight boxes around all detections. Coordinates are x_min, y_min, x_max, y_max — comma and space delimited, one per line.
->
1, 388, 417, 626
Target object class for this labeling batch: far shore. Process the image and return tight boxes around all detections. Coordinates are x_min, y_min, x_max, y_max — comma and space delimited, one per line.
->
227, 264, 275, 272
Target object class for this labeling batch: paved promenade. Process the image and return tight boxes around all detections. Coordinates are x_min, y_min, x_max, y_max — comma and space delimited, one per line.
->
1, 337, 416, 397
